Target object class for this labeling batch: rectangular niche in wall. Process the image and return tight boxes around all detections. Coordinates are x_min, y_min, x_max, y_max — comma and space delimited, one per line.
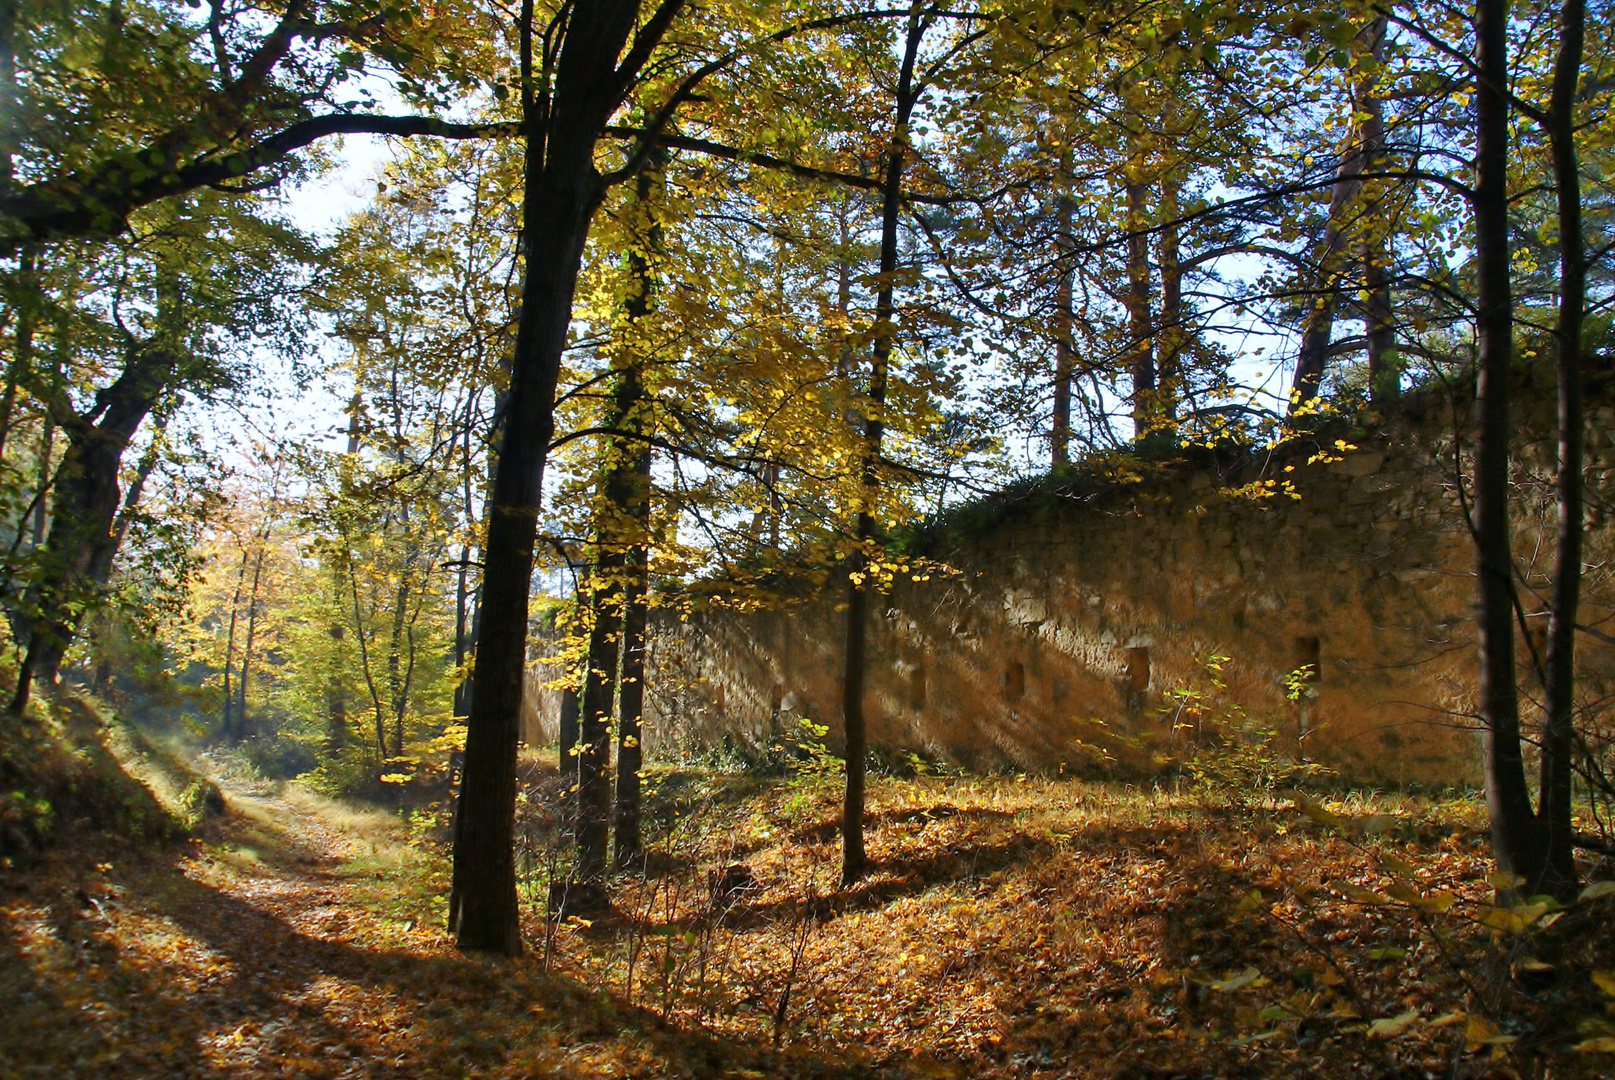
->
1292, 635, 1321, 685
908, 665, 927, 710
1001, 661, 1025, 702
1122, 646, 1150, 716
1124, 646, 1150, 692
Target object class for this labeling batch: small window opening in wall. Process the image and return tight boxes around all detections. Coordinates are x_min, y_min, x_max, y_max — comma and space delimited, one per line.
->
1001, 661, 1025, 702
908, 665, 927, 710
1527, 620, 1548, 663
1124, 646, 1150, 692
1291, 635, 1321, 690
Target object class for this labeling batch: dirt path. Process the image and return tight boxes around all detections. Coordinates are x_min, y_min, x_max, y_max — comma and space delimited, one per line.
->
0, 770, 873, 1080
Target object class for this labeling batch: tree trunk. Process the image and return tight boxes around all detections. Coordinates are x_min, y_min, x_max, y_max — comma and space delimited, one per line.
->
326, 615, 347, 752
0, 248, 36, 463
843, 5, 926, 887
235, 536, 268, 739
614, 467, 650, 869
31, 413, 51, 546
89, 417, 165, 590
344, 547, 389, 760
1051, 174, 1074, 468
1290, 18, 1385, 414
576, 544, 624, 880
451, 0, 650, 955
1051, 267, 1074, 467
453, 400, 479, 722
614, 157, 662, 870
220, 548, 247, 741
1156, 176, 1183, 437
1537, 0, 1585, 900
1472, 0, 1542, 893
8, 341, 175, 711
1124, 167, 1156, 439
1360, 19, 1396, 403
386, 576, 411, 756
329, 396, 361, 749
558, 682, 580, 775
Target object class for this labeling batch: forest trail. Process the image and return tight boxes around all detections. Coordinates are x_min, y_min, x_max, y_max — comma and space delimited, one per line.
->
0, 764, 870, 1080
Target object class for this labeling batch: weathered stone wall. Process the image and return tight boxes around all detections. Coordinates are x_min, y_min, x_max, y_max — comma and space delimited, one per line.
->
621, 388, 1615, 787
522, 382, 1615, 787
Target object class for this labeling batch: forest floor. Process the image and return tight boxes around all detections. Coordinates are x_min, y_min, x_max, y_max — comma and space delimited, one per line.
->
3, 749, 1615, 1079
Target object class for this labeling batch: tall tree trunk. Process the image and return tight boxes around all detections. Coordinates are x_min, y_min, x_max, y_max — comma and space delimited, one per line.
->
0, 248, 36, 463
326, 613, 347, 752
1537, 0, 1585, 900
1051, 152, 1075, 468
843, 5, 926, 887
1360, 19, 1396, 403
387, 576, 411, 756
0, 0, 16, 189
1051, 214, 1074, 467
1290, 18, 1385, 414
220, 547, 248, 741
1123, 166, 1156, 439
344, 545, 389, 760
328, 396, 361, 749
451, 0, 654, 955
1472, 0, 1542, 893
613, 451, 651, 868
453, 404, 479, 721
235, 536, 269, 738
0, 7, 22, 464
1156, 176, 1183, 437
614, 156, 662, 869
575, 540, 623, 880
558, 681, 580, 775
89, 415, 165, 590
81, 424, 164, 695
31, 413, 51, 546
8, 340, 175, 711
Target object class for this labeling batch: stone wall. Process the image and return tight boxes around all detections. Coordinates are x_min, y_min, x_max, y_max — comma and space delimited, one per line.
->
525, 387, 1615, 787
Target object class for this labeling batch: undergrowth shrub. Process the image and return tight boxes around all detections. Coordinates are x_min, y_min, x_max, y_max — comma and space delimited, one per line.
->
1161, 653, 1332, 805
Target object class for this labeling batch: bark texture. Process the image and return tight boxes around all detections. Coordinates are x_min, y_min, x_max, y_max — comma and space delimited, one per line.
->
1471, 0, 1541, 893
842, 6, 926, 887
450, 0, 663, 955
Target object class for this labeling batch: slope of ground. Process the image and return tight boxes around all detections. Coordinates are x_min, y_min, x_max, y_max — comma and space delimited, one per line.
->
3, 746, 1614, 1079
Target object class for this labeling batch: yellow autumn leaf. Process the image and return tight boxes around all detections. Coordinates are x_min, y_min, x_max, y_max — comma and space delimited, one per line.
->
1385, 881, 1421, 905
1296, 795, 1343, 828
1368, 1010, 1419, 1038
1579, 880, 1615, 902
1476, 907, 1524, 933
1209, 967, 1262, 992
1465, 1014, 1516, 1048
1378, 852, 1418, 879
1333, 881, 1389, 906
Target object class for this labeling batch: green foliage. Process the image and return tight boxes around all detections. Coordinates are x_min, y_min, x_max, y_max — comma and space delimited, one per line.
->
1160, 654, 1332, 804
